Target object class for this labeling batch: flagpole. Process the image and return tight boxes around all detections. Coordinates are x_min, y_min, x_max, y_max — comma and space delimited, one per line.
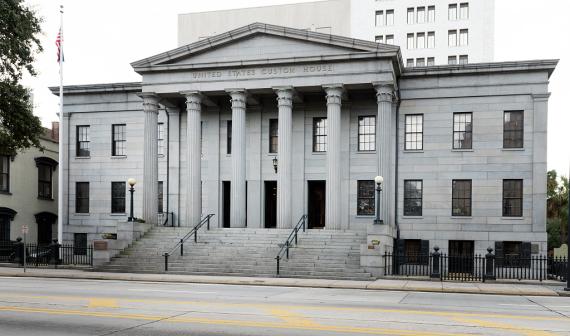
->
57, 4, 64, 244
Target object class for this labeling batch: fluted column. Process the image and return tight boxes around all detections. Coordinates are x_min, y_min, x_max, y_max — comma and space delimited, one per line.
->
182, 91, 203, 227
227, 89, 247, 228
373, 82, 394, 224
274, 87, 294, 229
324, 85, 343, 230
141, 93, 160, 224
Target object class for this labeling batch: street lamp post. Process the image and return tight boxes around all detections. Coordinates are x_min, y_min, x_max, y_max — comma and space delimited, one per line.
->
374, 175, 384, 225
127, 178, 136, 222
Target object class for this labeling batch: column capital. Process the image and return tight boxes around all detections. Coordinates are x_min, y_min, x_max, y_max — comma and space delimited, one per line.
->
138, 92, 160, 113
323, 84, 344, 105
532, 93, 551, 102
373, 82, 395, 103
180, 90, 203, 102
274, 86, 294, 107
226, 89, 247, 107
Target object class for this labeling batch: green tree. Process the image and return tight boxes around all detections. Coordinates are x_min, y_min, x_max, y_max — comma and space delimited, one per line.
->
0, 0, 44, 155
547, 170, 569, 250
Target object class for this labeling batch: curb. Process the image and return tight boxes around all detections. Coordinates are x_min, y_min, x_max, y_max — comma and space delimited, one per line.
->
0, 269, 560, 297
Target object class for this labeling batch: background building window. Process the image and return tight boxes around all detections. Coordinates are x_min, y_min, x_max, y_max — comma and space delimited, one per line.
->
226, 120, 232, 154
448, 30, 457, 47
428, 6, 435, 22
407, 33, 414, 49
427, 57, 435, 66
407, 7, 414, 24
357, 180, 375, 216
385, 34, 394, 44
417, 32, 425, 49
459, 29, 469, 46
405, 114, 423, 150
417, 6, 425, 23
37, 163, 52, 199
449, 4, 457, 20
453, 112, 473, 149
386, 9, 394, 25
452, 180, 472, 216
459, 55, 468, 64
406, 58, 414, 67
503, 179, 523, 217
460, 3, 469, 20
375, 35, 383, 43
76, 125, 90, 157
416, 58, 425, 67
158, 123, 165, 156
269, 119, 278, 153
75, 182, 89, 213
375, 10, 384, 26
448, 56, 458, 65
111, 182, 126, 213
503, 111, 524, 148
313, 117, 328, 152
112, 124, 126, 156
74, 233, 87, 255
427, 31, 435, 48
404, 180, 423, 216
358, 116, 376, 151
0, 155, 9, 193
158, 181, 164, 213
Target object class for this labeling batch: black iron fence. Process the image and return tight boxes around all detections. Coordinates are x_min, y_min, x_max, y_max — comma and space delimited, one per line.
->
384, 247, 567, 282
0, 241, 92, 267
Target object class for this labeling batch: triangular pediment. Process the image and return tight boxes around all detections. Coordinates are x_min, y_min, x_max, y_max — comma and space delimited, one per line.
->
132, 23, 400, 72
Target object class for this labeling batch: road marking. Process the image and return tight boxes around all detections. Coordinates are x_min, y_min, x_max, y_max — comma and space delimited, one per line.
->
88, 298, 118, 309
454, 317, 558, 336
127, 289, 216, 294
0, 305, 474, 336
267, 307, 320, 327
499, 304, 537, 307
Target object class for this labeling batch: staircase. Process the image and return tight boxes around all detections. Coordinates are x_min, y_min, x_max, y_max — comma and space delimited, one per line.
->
98, 227, 374, 281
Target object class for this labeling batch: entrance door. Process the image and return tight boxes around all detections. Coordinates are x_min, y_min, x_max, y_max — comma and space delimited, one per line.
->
448, 240, 474, 274
307, 181, 326, 229
222, 181, 230, 228
264, 181, 277, 228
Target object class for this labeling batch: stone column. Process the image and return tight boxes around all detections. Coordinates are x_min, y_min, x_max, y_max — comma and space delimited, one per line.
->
182, 92, 203, 227
324, 85, 343, 230
274, 87, 294, 229
532, 93, 550, 236
141, 93, 160, 225
166, 107, 180, 227
227, 90, 247, 228
373, 82, 394, 224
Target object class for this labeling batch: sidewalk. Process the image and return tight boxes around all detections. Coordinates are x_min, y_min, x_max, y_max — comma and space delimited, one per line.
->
0, 266, 564, 296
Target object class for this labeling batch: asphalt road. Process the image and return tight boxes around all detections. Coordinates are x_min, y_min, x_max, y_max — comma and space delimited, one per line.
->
0, 276, 568, 336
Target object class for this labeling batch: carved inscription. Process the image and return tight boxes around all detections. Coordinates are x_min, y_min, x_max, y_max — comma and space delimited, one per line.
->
190, 64, 334, 81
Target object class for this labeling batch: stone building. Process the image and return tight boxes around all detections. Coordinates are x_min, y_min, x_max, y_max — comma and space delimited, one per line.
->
52, 23, 555, 264
0, 125, 59, 245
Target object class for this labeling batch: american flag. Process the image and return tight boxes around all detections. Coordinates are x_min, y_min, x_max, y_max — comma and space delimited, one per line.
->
56, 28, 63, 62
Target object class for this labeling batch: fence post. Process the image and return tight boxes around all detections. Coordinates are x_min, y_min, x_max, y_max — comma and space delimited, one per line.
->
302, 217, 306, 232
484, 247, 496, 281
286, 241, 289, 259
180, 239, 184, 256
294, 227, 298, 245
194, 229, 197, 243
207, 216, 210, 230
430, 246, 441, 279
164, 253, 169, 271
276, 256, 280, 276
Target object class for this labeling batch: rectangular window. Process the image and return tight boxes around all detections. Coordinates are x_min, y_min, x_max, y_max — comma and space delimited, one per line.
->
407, 33, 415, 49
357, 180, 375, 216
226, 120, 232, 154
453, 112, 473, 149
404, 180, 423, 216
0, 215, 10, 241
406, 58, 414, 67
459, 55, 468, 64
74, 233, 87, 255
76, 125, 90, 157
75, 182, 89, 214
375, 10, 384, 26
385, 34, 394, 44
448, 55, 458, 65
427, 31, 435, 48
313, 117, 328, 152
112, 124, 126, 156
407, 8, 414, 24
158, 181, 164, 214
0, 155, 9, 193
375, 35, 383, 43
503, 111, 524, 148
427, 57, 435, 66
503, 179, 523, 217
111, 182, 126, 214
460, 2, 469, 20
459, 29, 469, 46
386, 9, 394, 25
452, 180, 472, 216
417, 6, 425, 23
269, 119, 278, 153
428, 6, 435, 22
158, 123, 165, 156
448, 30, 457, 46
449, 4, 457, 20
416, 58, 425, 67
405, 114, 423, 150
358, 116, 376, 151
38, 164, 53, 199
417, 32, 425, 49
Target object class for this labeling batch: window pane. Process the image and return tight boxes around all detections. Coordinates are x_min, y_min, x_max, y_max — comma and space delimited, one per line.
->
386, 10, 394, 25
406, 58, 414, 67
407, 8, 414, 24
358, 116, 376, 151
416, 58, 425, 67
76, 182, 89, 213
503, 180, 523, 216
460, 3, 469, 19
0, 156, 9, 192
453, 112, 473, 149
407, 33, 415, 49
158, 181, 164, 213
417, 7, 425, 23
405, 115, 423, 150
76, 126, 90, 157
404, 180, 423, 216
375, 35, 383, 43
452, 180, 472, 216
269, 119, 278, 153
448, 56, 457, 65
448, 4, 457, 20
111, 182, 126, 213
313, 117, 328, 152
227, 120, 232, 154
375, 10, 384, 26
428, 6, 435, 22
503, 111, 524, 148
385, 35, 394, 44
448, 30, 457, 46
357, 180, 375, 216
112, 124, 126, 156
417, 33, 425, 49
158, 123, 165, 156
460, 29, 468, 46
427, 57, 435, 66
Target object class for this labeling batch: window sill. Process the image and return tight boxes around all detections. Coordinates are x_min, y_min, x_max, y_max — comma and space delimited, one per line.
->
502, 148, 525, 151
355, 151, 376, 155
451, 216, 472, 219
403, 150, 424, 153
267, 153, 278, 156
0, 191, 12, 195
451, 149, 474, 152
111, 156, 127, 159
110, 213, 126, 216
312, 152, 326, 155
75, 156, 91, 160
38, 196, 54, 201
355, 215, 375, 218
73, 213, 90, 216
501, 216, 524, 220
402, 216, 423, 219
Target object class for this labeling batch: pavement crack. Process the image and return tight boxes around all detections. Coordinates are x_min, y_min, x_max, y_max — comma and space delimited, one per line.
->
525, 297, 570, 319
95, 310, 193, 336
398, 292, 410, 304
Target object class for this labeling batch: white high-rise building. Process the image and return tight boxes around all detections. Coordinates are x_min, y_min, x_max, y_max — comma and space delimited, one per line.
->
178, 0, 495, 65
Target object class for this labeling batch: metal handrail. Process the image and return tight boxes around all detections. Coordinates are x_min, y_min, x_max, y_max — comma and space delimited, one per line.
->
158, 212, 175, 227
163, 214, 215, 271
275, 214, 308, 276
